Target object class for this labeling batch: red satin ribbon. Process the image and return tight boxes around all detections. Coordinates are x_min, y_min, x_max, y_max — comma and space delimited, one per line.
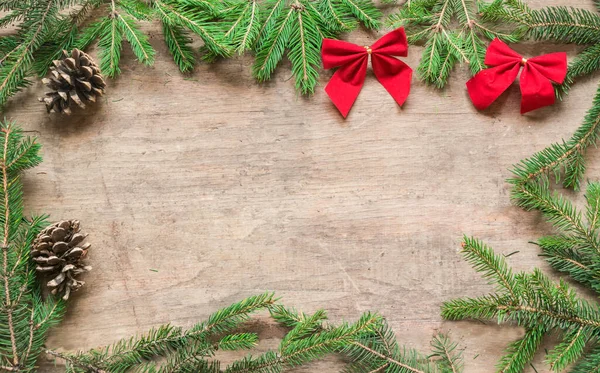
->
466, 38, 567, 114
322, 28, 412, 118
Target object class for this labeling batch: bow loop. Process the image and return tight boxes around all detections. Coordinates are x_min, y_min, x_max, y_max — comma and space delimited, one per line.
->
322, 28, 412, 118
484, 38, 523, 66
371, 28, 409, 57
321, 39, 368, 69
526, 53, 568, 84
467, 38, 567, 114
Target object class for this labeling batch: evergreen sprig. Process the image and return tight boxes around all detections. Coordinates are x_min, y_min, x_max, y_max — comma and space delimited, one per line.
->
443, 236, 600, 373
387, 0, 521, 88
0, 0, 382, 106
0, 120, 66, 372
236, 0, 380, 94
508, 85, 600, 193
49, 296, 463, 373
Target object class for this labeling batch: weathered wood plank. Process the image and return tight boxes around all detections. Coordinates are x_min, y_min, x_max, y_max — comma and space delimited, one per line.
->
3, 1, 598, 371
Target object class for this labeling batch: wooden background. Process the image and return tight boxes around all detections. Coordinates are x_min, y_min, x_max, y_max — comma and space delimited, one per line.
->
4, 0, 600, 371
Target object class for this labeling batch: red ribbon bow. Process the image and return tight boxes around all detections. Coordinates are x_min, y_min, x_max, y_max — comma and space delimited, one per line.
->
466, 38, 567, 114
322, 28, 412, 118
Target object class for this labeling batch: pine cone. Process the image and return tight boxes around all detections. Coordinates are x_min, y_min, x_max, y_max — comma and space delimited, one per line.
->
31, 220, 92, 300
39, 49, 106, 115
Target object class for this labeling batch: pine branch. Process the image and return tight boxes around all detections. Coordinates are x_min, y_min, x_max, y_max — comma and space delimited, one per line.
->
429, 333, 463, 373
459, 236, 519, 301
162, 22, 195, 72
97, 12, 123, 77
513, 5, 600, 45
509, 85, 600, 191
388, 0, 521, 88
444, 237, 600, 373
0, 121, 65, 372
537, 235, 600, 292
116, 12, 154, 66
225, 312, 384, 373
337, 0, 381, 29
545, 325, 588, 371
49, 297, 449, 373
570, 344, 600, 373
0, 0, 59, 106
287, 3, 321, 94
65, 293, 276, 372
222, 0, 262, 54
34, 0, 103, 77
555, 43, 600, 99
0, 0, 384, 101
253, 5, 294, 83
495, 325, 545, 373
154, 0, 231, 57
511, 180, 595, 245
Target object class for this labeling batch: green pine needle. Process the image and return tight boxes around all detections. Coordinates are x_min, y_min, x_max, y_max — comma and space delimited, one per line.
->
97, 15, 123, 77
162, 22, 195, 72
116, 13, 155, 66
0, 120, 66, 372
389, 0, 522, 88
444, 236, 600, 373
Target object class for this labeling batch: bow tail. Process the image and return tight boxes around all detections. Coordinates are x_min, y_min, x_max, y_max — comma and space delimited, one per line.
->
324, 56, 368, 118
466, 63, 521, 111
519, 64, 559, 114
371, 54, 412, 107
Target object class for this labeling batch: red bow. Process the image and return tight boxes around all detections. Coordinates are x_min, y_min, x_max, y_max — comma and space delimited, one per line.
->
466, 38, 567, 114
322, 28, 412, 118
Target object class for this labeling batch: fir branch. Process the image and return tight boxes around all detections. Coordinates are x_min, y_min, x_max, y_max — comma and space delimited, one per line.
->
348, 341, 428, 373
389, 0, 521, 88
0, 0, 385, 101
116, 12, 154, 65
495, 325, 545, 373
459, 236, 519, 300
253, 5, 294, 83
337, 0, 381, 29
429, 333, 463, 373
444, 235, 600, 373
570, 345, 600, 373
34, 0, 103, 77
287, 3, 321, 94
537, 235, 600, 291
516, 6, 600, 45
46, 349, 108, 373
69, 293, 276, 372
97, 13, 123, 77
162, 23, 195, 72
556, 43, 600, 99
509, 85, 600, 191
153, 0, 231, 57
545, 325, 588, 371
222, 0, 262, 54
49, 297, 447, 373
0, 121, 64, 372
225, 312, 383, 373
0, 0, 58, 106
511, 180, 595, 245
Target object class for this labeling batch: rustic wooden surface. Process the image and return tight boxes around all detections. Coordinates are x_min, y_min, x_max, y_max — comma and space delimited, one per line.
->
4, 1, 600, 371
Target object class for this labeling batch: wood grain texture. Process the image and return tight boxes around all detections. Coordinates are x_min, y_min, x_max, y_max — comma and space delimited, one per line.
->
3, 1, 599, 371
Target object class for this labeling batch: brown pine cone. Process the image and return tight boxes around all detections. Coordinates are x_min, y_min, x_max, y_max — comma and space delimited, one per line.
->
31, 220, 92, 300
39, 49, 106, 115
